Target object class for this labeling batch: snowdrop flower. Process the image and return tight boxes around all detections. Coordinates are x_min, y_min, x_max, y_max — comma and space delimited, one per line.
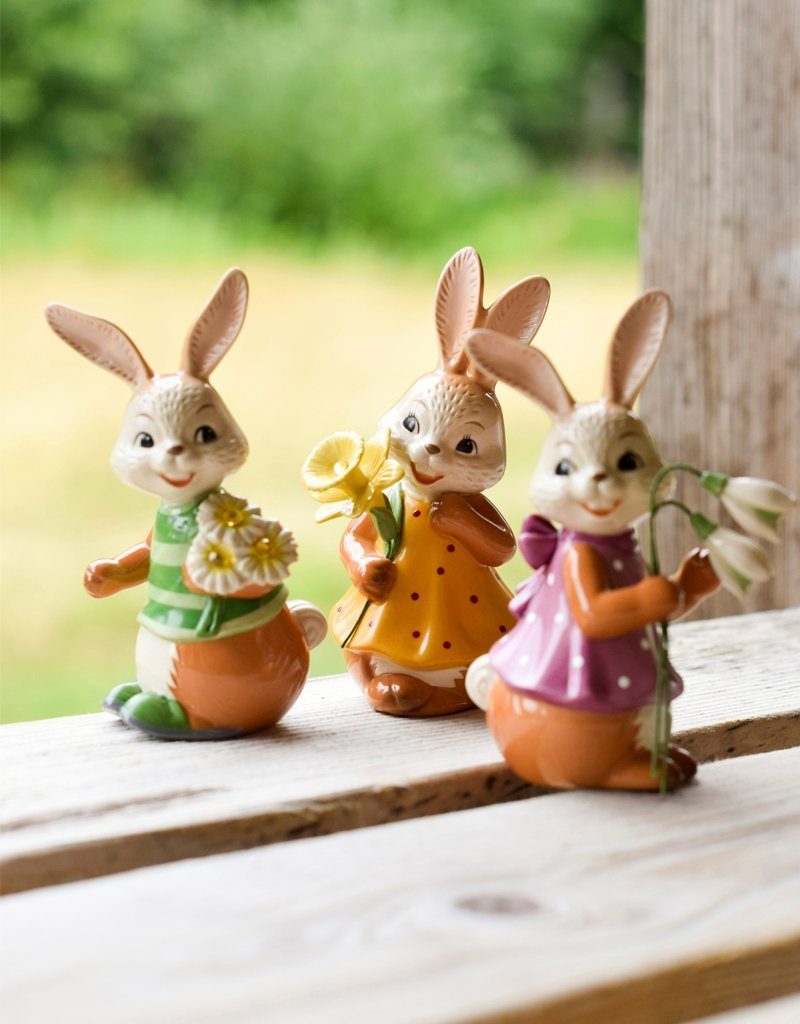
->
690, 512, 774, 601
701, 473, 796, 544
236, 520, 298, 586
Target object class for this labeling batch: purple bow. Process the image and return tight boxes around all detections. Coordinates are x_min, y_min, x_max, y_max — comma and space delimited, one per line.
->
508, 516, 558, 620
518, 515, 558, 570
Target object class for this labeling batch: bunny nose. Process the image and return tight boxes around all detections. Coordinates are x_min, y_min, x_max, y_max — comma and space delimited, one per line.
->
167, 444, 185, 456
592, 472, 608, 482
425, 443, 441, 455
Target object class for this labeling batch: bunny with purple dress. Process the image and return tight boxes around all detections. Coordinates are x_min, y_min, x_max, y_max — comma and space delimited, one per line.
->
465, 292, 720, 791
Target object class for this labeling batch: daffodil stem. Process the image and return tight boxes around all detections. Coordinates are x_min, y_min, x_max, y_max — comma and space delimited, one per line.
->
646, 464, 701, 792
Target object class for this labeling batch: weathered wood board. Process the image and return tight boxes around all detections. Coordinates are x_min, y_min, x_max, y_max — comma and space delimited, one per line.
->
2, 748, 799, 1024
1, 608, 798, 894
641, 0, 800, 617
692, 992, 800, 1022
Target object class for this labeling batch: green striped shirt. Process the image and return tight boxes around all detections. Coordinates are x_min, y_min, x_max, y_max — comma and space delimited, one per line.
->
138, 493, 287, 643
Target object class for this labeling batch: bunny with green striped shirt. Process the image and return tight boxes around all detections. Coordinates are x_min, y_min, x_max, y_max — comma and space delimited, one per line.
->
45, 269, 326, 739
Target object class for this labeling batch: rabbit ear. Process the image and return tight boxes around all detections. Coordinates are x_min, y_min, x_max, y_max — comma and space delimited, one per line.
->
45, 304, 153, 388
485, 275, 550, 346
434, 247, 485, 373
604, 290, 672, 408
180, 268, 249, 380
465, 328, 574, 417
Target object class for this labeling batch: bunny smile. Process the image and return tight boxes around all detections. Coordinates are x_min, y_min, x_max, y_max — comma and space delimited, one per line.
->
410, 461, 444, 486
580, 499, 622, 517
160, 472, 196, 488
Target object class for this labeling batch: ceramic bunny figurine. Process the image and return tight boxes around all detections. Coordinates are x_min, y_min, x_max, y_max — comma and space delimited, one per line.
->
464, 291, 720, 790
45, 269, 326, 740
331, 247, 551, 717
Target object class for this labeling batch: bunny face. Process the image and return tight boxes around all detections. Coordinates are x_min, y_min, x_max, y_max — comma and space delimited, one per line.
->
531, 402, 664, 535
381, 247, 551, 501
112, 375, 248, 504
46, 267, 252, 506
466, 289, 676, 538
380, 372, 505, 501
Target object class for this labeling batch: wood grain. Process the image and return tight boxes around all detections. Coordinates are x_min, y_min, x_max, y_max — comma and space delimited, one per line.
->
1, 608, 798, 895
692, 992, 800, 1022
1, 749, 799, 1024
641, 0, 800, 617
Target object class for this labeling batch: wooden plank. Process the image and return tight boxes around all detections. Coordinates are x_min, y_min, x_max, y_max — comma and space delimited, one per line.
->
1, 749, 799, 1024
692, 993, 800, 1022
641, 0, 800, 617
1, 608, 798, 895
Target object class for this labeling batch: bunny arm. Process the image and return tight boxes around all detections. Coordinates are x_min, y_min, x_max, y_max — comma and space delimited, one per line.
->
563, 543, 683, 640
340, 514, 396, 603
429, 493, 515, 567
181, 567, 277, 600
84, 533, 152, 599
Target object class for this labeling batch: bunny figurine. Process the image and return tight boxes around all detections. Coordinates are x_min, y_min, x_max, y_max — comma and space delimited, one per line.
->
45, 269, 327, 740
331, 247, 551, 717
464, 292, 720, 790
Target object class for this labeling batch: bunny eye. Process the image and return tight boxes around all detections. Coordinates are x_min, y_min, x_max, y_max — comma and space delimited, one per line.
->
194, 425, 218, 444
555, 459, 573, 476
402, 414, 419, 433
617, 450, 642, 472
455, 436, 477, 455
135, 432, 154, 449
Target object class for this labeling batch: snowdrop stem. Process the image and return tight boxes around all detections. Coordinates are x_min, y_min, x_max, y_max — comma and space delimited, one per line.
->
646, 465, 701, 792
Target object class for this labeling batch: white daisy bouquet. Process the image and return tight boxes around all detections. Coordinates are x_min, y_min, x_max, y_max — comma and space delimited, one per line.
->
647, 465, 796, 791
186, 491, 298, 636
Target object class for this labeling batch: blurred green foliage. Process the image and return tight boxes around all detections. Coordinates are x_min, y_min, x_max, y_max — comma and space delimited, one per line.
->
2, 0, 643, 252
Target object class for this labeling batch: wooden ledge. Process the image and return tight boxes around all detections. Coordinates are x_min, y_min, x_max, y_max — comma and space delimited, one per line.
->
2, 748, 799, 1023
1, 607, 798, 895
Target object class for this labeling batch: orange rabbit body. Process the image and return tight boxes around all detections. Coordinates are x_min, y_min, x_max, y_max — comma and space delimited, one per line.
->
332, 247, 552, 717
47, 269, 326, 739
465, 293, 720, 789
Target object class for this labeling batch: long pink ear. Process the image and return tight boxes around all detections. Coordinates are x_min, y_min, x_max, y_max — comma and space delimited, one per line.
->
465, 329, 574, 418
181, 268, 249, 380
45, 304, 153, 388
434, 247, 485, 373
604, 290, 672, 408
485, 275, 550, 346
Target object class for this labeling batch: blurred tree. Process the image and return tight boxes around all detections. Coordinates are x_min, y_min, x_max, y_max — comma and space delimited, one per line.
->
1, 0, 643, 245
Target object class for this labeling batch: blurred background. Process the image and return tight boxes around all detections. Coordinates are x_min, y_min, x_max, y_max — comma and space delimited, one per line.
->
1, 0, 643, 722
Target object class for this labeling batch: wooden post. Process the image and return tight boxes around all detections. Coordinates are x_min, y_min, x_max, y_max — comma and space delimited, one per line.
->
641, 0, 800, 617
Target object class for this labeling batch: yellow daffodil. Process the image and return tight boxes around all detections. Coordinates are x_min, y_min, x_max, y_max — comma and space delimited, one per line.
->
302, 429, 403, 523
236, 520, 298, 586
185, 535, 245, 595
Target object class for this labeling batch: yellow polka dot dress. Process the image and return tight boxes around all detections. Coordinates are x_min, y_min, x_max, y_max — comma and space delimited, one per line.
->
331, 496, 514, 670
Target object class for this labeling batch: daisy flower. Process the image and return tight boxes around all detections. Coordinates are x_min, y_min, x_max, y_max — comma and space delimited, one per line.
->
185, 535, 245, 595
197, 490, 264, 544
236, 520, 298, 586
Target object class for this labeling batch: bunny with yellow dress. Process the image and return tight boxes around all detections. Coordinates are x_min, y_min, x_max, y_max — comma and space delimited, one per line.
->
305, 248, 551, 717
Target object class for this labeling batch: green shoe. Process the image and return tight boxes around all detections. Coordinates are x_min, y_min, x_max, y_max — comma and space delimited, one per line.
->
102, 682, 142, 716
120, 692, 244, 741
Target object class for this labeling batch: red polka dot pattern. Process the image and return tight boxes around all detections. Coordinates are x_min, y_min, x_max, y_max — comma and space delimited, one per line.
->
436, 567, 445, 575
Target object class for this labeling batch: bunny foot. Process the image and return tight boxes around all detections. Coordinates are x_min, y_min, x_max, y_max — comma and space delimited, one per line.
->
120, 692, 243, 741
102, 682, 141, 716
366, 674, 430, 716
668, 744, 697, 782
604, 750, 685, 792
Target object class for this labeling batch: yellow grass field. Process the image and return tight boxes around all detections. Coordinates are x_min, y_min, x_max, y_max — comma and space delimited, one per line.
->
0, 255, 637, 722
